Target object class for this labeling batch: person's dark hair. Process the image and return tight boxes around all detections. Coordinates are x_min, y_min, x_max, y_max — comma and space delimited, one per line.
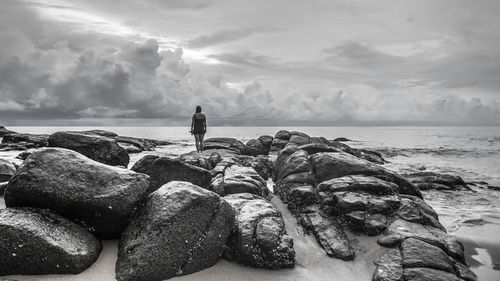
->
195, 105, 202, 113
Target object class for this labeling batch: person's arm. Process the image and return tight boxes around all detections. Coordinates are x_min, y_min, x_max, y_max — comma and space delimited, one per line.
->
190, 115, 195, 134
203, 115, 207, 132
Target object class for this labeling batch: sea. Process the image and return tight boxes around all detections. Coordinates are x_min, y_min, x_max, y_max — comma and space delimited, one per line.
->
1, 126, 499, 280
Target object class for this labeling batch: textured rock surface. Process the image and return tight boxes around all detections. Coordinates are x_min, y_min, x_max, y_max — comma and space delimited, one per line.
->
48, 131, 129, 167
116, 181, 234, 281
209, 158, 270, 197
5, 148, 150, 239
404, 172, 468, 190
203, 138, 246, 154
1, 133, 49, 150
132, 155, 212, 193
223, 193, 295, 269
0, 158, 16, 182
300, 211, 355, 260
0, 208, 102, 276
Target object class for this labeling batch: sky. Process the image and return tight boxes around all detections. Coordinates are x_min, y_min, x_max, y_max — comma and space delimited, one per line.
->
1, 0, 500, 126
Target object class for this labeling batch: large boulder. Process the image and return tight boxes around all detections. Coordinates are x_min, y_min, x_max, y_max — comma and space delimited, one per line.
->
0, 208, 102, 275
116, 181, 235, 281
0, 158, 16, 182
203, 137, 246, 154
132, 155, 212, 193
244, 135, 274, 156
5, 148, 150, 239
223, 193, 295, 269
180, 150, 223, 170
48, 131, 129, 167
310, 152, 422, 198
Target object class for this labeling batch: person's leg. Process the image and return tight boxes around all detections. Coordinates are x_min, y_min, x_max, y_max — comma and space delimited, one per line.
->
194, 134, 201, 153
199, 133, 205, 152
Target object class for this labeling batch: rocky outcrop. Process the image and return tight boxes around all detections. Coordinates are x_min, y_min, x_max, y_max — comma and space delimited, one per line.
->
244, 135, 274, 156
5, 148, 150, 239
404, 172, 469, 190
180, 150, 223, 170
116, 181, 235, 281
373, 237, 476, 281
0, 126, 16, 137
210, 160, 270, 198
48, 131, 130, 167
132, 155, 212, 193
203, 138, 246, 154
0, 208, 102, 275
223, 193, 295, 269
269, 130, 291, 154
0, 158, 16, 182
0, 133, 49, 150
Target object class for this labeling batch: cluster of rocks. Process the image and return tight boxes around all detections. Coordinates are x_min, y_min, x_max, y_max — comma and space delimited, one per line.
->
0, 129, 171, 155
0, 127, 477, 281
270, 139, 476, 280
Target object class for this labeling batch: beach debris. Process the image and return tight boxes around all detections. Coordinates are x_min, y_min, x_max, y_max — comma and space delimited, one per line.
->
132, 155, 212, 193
223, 193, 295, 269
116, 181, 234, 281
4, 148, 150, 239
0, 208, 102, 276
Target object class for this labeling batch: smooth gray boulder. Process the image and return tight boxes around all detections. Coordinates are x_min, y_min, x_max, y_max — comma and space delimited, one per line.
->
48, 131, 129, 167
5, 148, 150, 239
0, 208, 102, 276
132, 155, 212, 193
223, 193, 295, 269
210, 165, 270, 197
116, 181, 235, 281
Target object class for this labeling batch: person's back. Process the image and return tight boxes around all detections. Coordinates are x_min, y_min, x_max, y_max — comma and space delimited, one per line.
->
190, 106, 207, 153
192, 112, 206, 134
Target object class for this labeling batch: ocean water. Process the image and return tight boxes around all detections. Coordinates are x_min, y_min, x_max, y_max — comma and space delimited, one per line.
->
1, 126, 499, 280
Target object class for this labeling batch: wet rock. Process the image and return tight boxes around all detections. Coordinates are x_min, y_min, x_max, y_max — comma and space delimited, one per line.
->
225, 154, 273, 180
244, 136, 273, 156
115, 136, 171, 153
285, 131, 311, 147
317, 175, 399, 196
0, 158, 16, 182
132, 155, 212, 193
310, 152, 422, 198
116, 181, 234, 281
454, 261, 478, 281
300, 211, 355, 260
396, 196, 445, 231
365, 214, 387, 236
179, 151, 223, 170
1, 133, 49, 148
403, 268, 462, 281
48, 131, 129, 167
299, 143, 340, 154
275, 150, 312, 183
0, 208, 102, 275
287, 185, 316, 213
5, 148, 150, 239
334, 137, 351, 142
223, 193, 295, 269
274, 130, 291, 140
377, 219, 464, 262
373, 249, 403, 281
203, 137, 246, 154
401, 238, 455, 274
211, 165, 270, 197
0, 126, 16, 137
404, 172, 468, 190
348, 148, 386, 164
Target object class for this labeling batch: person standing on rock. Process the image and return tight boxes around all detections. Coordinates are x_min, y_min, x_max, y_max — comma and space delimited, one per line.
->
190, 105, 207, 153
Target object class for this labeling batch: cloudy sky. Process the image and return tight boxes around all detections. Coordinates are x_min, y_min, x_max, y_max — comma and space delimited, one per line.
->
1, 0, 500, 126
